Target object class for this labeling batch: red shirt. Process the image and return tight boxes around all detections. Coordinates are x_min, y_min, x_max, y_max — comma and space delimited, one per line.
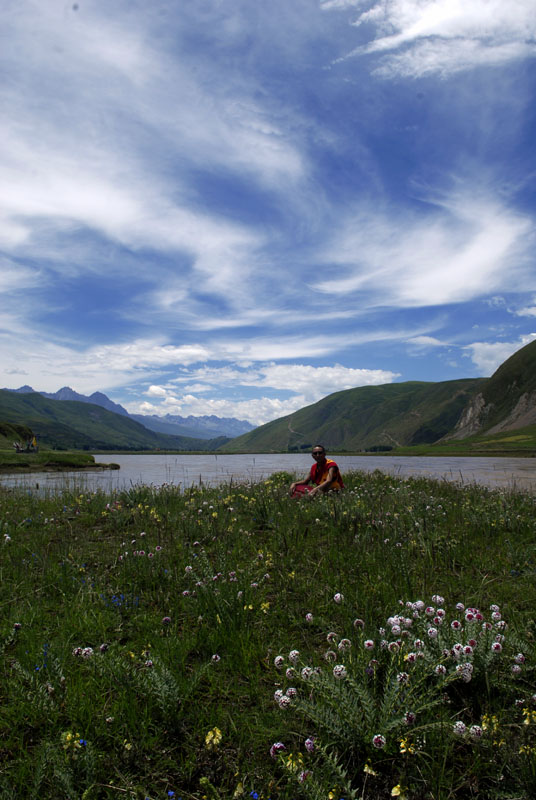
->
309, 458, 344, 489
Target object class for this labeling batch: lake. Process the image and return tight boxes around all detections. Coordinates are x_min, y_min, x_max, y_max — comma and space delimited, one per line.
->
0, 453, 535, 493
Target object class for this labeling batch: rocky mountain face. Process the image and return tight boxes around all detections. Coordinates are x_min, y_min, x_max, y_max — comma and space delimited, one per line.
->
445, 339, 536, 440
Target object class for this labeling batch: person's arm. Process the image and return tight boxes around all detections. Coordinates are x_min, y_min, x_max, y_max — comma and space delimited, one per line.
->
308, 465, 337, 496
289, 473, 312, 495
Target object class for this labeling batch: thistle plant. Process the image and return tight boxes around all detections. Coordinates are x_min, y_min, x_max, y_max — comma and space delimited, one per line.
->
271, 595, 535, 798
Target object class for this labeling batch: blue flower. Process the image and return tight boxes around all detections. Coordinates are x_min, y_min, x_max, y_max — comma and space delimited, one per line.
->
250, 793, 259, 799
79, 739, 87, 746
167, 793, 175, 798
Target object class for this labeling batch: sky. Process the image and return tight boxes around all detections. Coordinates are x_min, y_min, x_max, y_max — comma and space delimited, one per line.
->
1, 0, 536, 426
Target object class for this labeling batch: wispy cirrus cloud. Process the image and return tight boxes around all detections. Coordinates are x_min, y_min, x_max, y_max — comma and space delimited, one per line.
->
313, 187, 535, 307
325, 0, 536, 77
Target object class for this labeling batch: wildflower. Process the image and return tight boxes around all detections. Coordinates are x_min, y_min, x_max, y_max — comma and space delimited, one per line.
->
388, 641, 400, 652
144, 659, 154, 667
305, 736, 315, 752
338, 638, 351, 651
274, 689, 284, 702
333, 592, 344, 604
353, 618, 365, 628
372, 733, 386, 749
270, 741, 286, 758
364, 639, 374, 650
289, 649, 300, 664
452, 721, 466, 736
305, 612, 314, 623
324, 650, 336, 662
491, 642, 503, 653
333, 664, 347, 679
451, 620, 462, 630
397, 672, 409, 683
72, 647, 83, 657
327, 631, 338, 644
512, 664, 522, 675
274, 655, 285, 669
162, 616, 171, 625
123, 740, 133, 750
13, 622, 22, 630
427, 627, 438, 639
469, 725, 483, 740
363, 762, 378, 775
391, 784, 407, 798
211, 654, 221, 663
286, 687, 297, 698
431, 594, 444, 605
301, 666, 313, 680
399, 737, 415, 754
514, 653, 526, 664
278, 695, 291, 709
205, 726, 223, 749
404, 711, 416, 725
81, 647, 94, 659
286, 666, 296, 679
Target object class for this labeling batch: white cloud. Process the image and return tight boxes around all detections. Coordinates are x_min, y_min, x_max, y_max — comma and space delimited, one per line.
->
406, 335, 445, 347
128, 392, 307, 427
329, 0, 536, 76
133, 362, 400, 424
464, 333, 536, 374
313, 188, 535, 307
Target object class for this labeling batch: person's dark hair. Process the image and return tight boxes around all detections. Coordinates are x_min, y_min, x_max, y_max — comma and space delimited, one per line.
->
312, 444, 325, 453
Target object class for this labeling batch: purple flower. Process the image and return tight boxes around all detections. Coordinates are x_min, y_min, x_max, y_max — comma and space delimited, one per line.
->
333, 592, 344, 604
274, 655, 284, 669
372, 734, 386, 749
270, 741, 286, 759
305, 736, 315, 752
162, 616, 172, 625
453, 721, 466, 736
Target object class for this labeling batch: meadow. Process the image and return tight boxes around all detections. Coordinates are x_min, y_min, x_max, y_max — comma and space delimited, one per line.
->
1, 469, 536, 800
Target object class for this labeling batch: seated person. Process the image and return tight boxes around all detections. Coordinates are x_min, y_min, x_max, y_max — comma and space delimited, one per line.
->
290, 445, 344, 497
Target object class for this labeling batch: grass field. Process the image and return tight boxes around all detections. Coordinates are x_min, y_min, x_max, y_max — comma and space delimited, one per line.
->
1, 470, 536, 799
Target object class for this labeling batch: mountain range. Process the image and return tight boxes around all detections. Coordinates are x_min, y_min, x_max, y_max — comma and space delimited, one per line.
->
2, 339, 536, 453
4, 385, 254, 439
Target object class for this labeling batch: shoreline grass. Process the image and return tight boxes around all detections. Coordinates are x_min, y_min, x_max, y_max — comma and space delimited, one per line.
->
2, 470, 536, 799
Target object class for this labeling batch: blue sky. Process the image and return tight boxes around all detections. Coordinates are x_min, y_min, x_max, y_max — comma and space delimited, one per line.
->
1, 0, 536, 425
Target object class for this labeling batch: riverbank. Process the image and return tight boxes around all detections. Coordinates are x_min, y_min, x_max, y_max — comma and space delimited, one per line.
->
2, 470, 536, 799
0, 449, 119, 473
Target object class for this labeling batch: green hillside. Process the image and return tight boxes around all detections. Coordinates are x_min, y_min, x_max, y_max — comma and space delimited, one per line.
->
0, 390, 228, 451
221, 378, 484, 452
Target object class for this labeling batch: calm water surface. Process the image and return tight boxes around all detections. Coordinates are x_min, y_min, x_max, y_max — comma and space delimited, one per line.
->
0, 453, 535, 493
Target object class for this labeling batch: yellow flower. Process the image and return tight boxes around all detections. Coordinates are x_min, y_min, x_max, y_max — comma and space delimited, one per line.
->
285, 752, 304, 773
261, 602, 270, 614
288, 571, 295, 579
123, 740, 132, 751
363, 762, 377, 776
399, 737, 415, 754
205, 727, 223, 749
391, 785, 408, 799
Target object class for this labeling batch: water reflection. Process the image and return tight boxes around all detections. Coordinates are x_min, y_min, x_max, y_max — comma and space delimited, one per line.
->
0, 453, 535, 494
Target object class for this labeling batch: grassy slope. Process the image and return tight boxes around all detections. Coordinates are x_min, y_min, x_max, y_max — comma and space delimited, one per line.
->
222, 378, 484, 453
0, 390, 228, 452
